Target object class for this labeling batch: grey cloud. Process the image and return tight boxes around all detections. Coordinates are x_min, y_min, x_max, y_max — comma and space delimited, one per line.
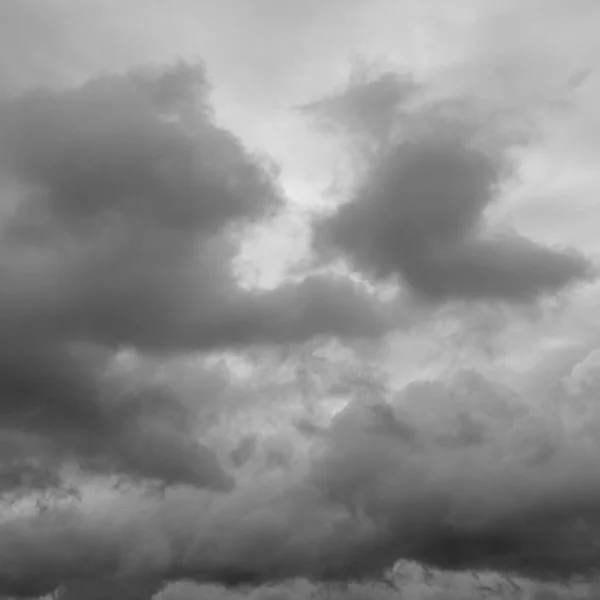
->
52, 577, 160, 600
3, 366, 600, 596
0, 62, 389, 353
0, 456, 64, 501
51, 577, 404, 600
230, 435, 258, 468
153, 579, 401, 600
308, 71, 594, 302
302, 370, 600, 581
0, 62, 276, 231
0, 62, 391, 492
300, 66, 418, 163
0, 343, 234, 494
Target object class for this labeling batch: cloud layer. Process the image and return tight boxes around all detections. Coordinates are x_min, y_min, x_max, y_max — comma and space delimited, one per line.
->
309, 69, 594, 302
0, 61, 391, 496
1, 2, 600, 599
2, 359, 600, 597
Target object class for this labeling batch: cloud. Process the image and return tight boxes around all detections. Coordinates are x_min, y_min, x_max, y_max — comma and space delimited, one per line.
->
151, 569, 576, 600
1, 3, 600, 598
298, 366, 600, 582
0, 61, 391, 494
300, 67, 419, 164
307, 68, 595, 302
3, 359, 600, 596
0, 343, 235, 494
52, 577, 160, 600
0, 61, 389, 352
50, 577, 413, 600
0, 61, 276, 230
153, 579, 401, 600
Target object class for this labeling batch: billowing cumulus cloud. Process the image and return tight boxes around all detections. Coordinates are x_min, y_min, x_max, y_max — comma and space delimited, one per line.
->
0, 343, 236, 495
1, 1, 600, 599
0, 62, 388, 352
308, 69, 595, 302
2, 358, 600, 597
0, 61, 391, 496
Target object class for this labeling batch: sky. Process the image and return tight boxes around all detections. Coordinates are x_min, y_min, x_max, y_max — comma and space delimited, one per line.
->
1, 1, 600, 599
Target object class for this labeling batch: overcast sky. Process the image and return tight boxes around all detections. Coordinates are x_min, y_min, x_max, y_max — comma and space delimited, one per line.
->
1, 1, 600, 599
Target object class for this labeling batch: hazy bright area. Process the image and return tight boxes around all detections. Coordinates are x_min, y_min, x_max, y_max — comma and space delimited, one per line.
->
0, 1, 600, 599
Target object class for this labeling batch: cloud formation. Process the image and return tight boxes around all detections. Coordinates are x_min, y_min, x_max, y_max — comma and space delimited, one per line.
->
2, 358, 600, 597
1, 2, 600, 598
0, 343, 236, 495
0, 61, 391, 495
0, 62, 389, 352
308, 69, 595, 302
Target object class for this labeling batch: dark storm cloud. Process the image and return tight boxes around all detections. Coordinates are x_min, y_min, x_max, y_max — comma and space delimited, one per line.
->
0, 62, 275, 230
0, 61, 388, 352
53, 577, 160, 600
0, 62, 390, 494
0, 343, 234, 493
308, 71, 595, 302
3, 366, 600, 597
